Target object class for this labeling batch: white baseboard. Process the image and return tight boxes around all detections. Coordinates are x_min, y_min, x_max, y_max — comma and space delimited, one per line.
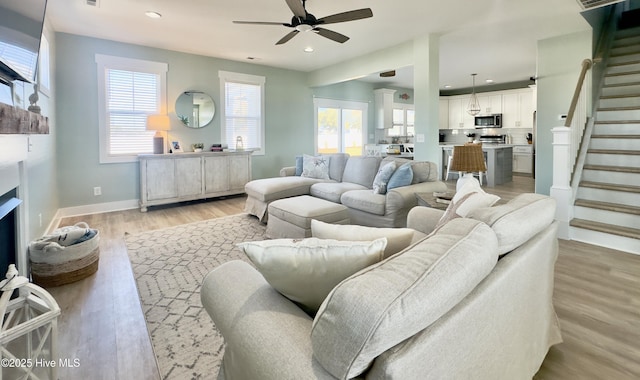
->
50, 199, 139, 231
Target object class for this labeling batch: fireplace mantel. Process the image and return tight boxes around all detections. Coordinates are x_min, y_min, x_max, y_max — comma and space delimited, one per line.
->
0, 102, 49, 134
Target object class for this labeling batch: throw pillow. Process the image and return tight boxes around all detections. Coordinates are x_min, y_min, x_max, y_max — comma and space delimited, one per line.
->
372, 161, 397, 194
295, 155, 303, 176
301, 154, 330, 180
237, 237, 387, 313
311, 219, 415, 259
435, 177, 500, 229
387, 162, 413, 190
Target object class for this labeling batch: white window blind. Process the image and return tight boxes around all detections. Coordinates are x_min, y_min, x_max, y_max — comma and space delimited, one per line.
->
96, 55, 167, 163
106, 69, 158, 155
219, 71, 265, 155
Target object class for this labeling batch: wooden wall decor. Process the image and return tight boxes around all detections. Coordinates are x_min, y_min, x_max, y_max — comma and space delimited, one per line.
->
0, 103, 50, 134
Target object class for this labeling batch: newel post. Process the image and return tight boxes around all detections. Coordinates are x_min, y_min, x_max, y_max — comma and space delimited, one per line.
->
550, 126, 573, 239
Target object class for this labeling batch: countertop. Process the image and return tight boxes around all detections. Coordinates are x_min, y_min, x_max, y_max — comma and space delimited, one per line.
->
439, 144, 514, 150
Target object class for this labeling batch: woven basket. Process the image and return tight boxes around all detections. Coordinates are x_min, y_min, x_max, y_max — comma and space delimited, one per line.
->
29, 222, 100, 287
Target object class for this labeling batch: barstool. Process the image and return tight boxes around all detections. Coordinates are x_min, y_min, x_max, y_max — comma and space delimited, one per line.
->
446, 144, 487, 187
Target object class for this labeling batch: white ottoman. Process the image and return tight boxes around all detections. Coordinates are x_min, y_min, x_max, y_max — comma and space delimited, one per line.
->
266, 195, 350, 239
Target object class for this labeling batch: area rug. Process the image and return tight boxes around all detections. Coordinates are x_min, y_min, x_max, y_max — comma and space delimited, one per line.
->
125, 213, 266, 379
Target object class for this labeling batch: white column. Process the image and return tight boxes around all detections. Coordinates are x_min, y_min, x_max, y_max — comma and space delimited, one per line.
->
550, 126, 573, 239
413, 34, 440, 164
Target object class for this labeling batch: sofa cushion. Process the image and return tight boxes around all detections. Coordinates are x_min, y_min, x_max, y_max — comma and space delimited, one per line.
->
372, 161, 397, 194
311, 218, 499, 379
327, 153, 350, 182
341, 156, 382, 188
237, 237, 387, 314
311, 219, 416, 259
340, 190, 386, 216
245, 176, 328, 202
387, 162, 413, 190
310, 182, 368, 203
301, 154, 330, 180
469, 193, 556, 255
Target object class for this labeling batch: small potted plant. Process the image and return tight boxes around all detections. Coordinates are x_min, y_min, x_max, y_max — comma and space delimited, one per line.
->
466, 133, 476, 143
192, 143, 204, 152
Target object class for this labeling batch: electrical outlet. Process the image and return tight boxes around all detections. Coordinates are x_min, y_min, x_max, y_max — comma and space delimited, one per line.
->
93, 186, 102, 196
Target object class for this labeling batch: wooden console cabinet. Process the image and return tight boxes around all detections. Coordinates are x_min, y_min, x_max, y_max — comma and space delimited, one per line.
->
139, 150, 252, 212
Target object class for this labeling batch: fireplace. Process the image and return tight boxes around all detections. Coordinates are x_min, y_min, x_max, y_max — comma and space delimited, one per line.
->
0, 187, 21, 277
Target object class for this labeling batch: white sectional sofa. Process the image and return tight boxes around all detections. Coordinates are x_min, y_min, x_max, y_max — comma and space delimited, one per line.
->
201, 193, 562, 379
244, 153, 448, 228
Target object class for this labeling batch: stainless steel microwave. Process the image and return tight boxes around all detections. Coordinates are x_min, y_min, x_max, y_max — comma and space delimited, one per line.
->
475, 114, 502, 128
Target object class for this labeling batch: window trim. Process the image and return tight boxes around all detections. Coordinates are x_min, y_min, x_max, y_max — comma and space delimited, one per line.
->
218, 70, 266, 156
313, 98, 368, 156
95, 54, 168, 164
388, 103, 415, 137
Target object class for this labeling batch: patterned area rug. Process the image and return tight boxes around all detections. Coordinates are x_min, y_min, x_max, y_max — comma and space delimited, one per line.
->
125, 213, 266, 379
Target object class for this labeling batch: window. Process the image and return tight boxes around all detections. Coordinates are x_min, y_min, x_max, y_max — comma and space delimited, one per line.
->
219, 71, 266, 155
314, 98, 368, 156
388, 104, 415, 137
96, 54, 167, 163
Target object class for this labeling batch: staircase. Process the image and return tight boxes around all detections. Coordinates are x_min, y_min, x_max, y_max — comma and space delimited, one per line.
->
570, 23, 640, 254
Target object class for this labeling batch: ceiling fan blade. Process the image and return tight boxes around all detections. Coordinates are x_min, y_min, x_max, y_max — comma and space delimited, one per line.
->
233, 21, 288, 26
316, 8, 373, 25
276, 30, 300, 45
285, 0, 306, 18
314, 28, 349, 43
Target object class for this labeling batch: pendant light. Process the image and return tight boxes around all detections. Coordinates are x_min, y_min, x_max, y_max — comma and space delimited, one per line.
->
467, 73, 481, 116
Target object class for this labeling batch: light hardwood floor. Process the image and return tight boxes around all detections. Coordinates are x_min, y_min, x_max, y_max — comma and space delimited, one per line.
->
49, 177, 639, 379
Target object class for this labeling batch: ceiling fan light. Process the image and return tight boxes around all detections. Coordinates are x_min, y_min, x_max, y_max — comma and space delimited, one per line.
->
296, 24, 314, 32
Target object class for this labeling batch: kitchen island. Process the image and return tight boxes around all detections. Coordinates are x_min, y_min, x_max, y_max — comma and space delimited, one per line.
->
440, 144, 513, 187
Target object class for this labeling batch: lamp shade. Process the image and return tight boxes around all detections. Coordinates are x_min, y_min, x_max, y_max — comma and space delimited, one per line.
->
450, 145, 486, 173
146, 115, 171, 131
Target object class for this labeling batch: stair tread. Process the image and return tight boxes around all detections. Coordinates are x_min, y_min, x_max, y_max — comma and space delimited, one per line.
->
594, 120, 640, 124
570, 218, 640, 240
588, 149, 640, 155
580, 181, 640, 193
591, 134, 640, 138
598, 105, 640, 111
600, 93, 640, 98
605, 69, 640, 77
583, 164, 640, 173
575, 199, 640, 215
602, 80, 640, 88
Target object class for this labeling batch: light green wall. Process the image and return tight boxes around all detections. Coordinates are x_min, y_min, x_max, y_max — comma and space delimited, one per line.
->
536, 30, 592, 195
55, 33, 313, 207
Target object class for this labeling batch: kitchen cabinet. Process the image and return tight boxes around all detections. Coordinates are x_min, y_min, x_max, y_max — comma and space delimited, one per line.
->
139, 151, 252, 212
502, 89, 535, 129
512, 145, 533, 174
374, 88, 396, 129
447, 97, 475, 129
477, 94, 503, 115
439, 98, 449, 130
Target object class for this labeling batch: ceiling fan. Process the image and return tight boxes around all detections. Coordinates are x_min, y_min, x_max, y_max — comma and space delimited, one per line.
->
233, 0, 373, 45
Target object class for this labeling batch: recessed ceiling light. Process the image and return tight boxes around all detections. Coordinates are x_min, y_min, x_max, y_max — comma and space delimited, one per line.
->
304, 47, 314, 53
145, 11, 162, 19
485, 79, 494, 83
444, 85, 452, 89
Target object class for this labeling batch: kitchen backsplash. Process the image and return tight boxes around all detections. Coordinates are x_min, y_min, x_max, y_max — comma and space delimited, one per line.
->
439, 128, 533, 145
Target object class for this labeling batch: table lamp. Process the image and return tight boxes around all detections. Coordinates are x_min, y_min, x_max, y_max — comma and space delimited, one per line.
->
146, 115, 171, 154
449, 145, 486, 191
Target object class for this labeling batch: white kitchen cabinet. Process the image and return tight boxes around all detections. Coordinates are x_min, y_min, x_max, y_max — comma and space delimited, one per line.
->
477, 94, 503, 115
439, 98, 449, 130
374, 88, 396, 129
139, 151, 252, 212
512, 145, 533, 174
448, 96, 475, 129
502, 89, 535, 128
